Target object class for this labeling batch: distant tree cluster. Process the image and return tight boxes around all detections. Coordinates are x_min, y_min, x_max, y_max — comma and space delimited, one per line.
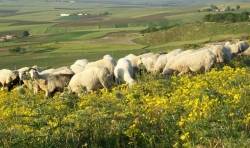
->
9, 47, 26, 54
203, 11, 250, 23
139, 25, 179, 34
200, 4, 240, 12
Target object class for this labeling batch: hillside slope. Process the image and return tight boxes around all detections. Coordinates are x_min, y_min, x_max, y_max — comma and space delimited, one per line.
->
133, 22, 250, 46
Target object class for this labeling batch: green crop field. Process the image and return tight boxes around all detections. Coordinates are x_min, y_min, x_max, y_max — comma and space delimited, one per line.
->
0, 0, 250, 70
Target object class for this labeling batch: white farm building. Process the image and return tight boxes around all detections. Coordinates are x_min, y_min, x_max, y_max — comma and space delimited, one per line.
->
60, 14, 70, 16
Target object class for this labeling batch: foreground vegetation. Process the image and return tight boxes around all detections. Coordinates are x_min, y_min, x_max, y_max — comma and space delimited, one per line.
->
1, 56, 250, 147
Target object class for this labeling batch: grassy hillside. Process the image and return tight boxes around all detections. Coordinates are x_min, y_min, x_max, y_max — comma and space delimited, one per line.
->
133, 22, 250, 47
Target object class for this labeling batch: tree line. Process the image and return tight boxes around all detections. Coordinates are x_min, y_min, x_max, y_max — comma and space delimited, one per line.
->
203, 11, 250, 23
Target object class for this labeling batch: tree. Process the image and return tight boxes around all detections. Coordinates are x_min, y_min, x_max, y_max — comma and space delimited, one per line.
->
210, 4, 218, 10
23, 31, 29, 37
236, 5, 240, 10
226, 6, 231, 11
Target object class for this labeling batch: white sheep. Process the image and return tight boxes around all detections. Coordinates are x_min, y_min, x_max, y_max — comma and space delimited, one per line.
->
103, 54, 117, 66
137, 53, 160, 73
83, 59, 115, 76
227, 44, 240, 57
124, 54, 140, 74
70, 64, 85, 74
224, 41, 232, 47
114, 58, 135, 85
162, 49, 196, 73
154, 48, 183, 73
162, 50, 216, 77
73, 59, 89, 67
0, 69, 19, 90
68, 66, 113, 94
210, 45, 231, 63
53, 67, 74, 75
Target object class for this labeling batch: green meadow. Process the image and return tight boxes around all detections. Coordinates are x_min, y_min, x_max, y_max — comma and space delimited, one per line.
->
0, 0, 250, 69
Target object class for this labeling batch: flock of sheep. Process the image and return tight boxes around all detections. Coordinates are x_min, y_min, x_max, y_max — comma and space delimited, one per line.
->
0, 40, 249, 97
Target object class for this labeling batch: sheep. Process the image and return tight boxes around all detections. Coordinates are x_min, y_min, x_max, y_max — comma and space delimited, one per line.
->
224, 41, 232, 47
145, 56, 158, 73
70, 64, 85, 74
19, 70, 40, 94
236, 40, 249, 53
4, 66, 29, 91
114, 58, 135, 85
162, 49, 216, 77
137, 54, 159, 73
6, 75, 23, 92
0, 69, 19, 90
210, 45, 231, 63
83, 59, 115, 76
227, 44, 240, 57
154, 48, 183, 73
103, 54, 117, 66
238, 47, 250, 56
26, 68, 55, 94
68, 66, 113, 94
29, 68, 55, 80
124, 54, 140, 74
35, 73, 74, 97
73, 59, 89, 67
31, 65, 43, 72
162, 49, 196, 73
53, 67, 74, 75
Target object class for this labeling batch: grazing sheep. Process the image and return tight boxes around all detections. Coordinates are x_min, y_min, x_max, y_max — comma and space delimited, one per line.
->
162, 49, 196, 73
73, 59, 89, 67
210, 45, 231, 63
114, 58, 135, 85
29, 68, 55, 80
154, 48, 183, 73
19, 70, 40, 94
53, 67, 74, 75
27, 68, 55, 94
137, 53, 159, 73
238, 47, 250, 56
83, 59, 115, 76
162, 50, 216, 77
68, 66, 113, 94
0, 69, 19, 90
6, 75, 23, 92
236, 40, 249, 53
36, 74, 74, 97
224, 41, 232, 47
103, 54, 117, 66
70, 64, 85, 74
124, 54, 140, 74
227, 44, 240, 57
145, 56, 158, 73
31, 65, 44, 72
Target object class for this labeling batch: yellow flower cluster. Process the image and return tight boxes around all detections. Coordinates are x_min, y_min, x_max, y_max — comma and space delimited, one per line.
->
1, 65, 250, 147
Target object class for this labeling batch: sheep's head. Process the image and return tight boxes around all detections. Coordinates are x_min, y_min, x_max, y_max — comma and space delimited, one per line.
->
28, 68, 38, 79
162, 68, 174, 78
